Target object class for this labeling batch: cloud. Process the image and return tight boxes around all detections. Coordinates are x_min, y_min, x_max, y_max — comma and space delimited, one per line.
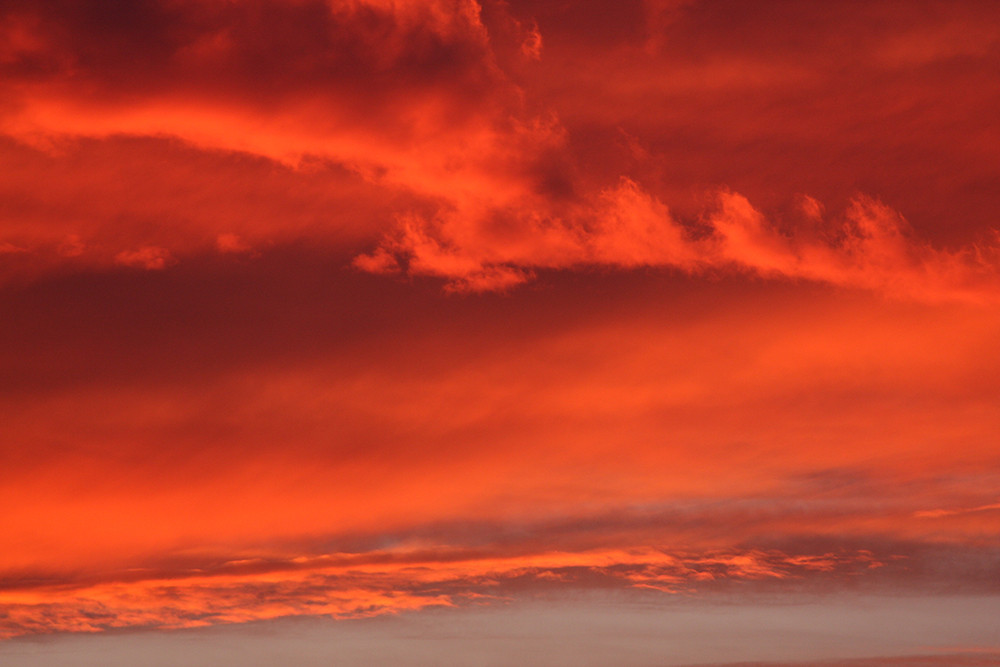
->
0, 0, 553, 201
215, 233, 251, 254
3, 257, 998, 586
115, 246, 173, 270
1, 0, 1000, 653
915, 502, 1000, 519
0, 543, 889, 638
357, 178, 1000, 301
0, 0, 570, 283
0, 134, 414, 285
1, 0, 998, 301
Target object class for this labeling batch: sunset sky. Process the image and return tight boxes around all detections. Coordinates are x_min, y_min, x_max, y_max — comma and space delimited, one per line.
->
1, 1, 999, 665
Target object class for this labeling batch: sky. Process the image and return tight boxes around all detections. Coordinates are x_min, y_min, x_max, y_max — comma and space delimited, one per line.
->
1, 1, 999, 665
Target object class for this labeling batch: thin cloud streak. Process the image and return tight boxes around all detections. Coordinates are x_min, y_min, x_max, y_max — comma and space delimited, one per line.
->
0, 544, 889, 638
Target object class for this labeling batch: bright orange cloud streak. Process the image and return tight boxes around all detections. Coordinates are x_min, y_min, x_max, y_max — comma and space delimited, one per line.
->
0, 544, 888, 639
356, 180, 1000, 300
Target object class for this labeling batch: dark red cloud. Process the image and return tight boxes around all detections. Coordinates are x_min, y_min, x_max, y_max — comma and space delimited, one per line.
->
3, 0, 999, 297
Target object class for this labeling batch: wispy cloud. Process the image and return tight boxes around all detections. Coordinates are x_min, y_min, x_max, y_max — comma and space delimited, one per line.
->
357, 180, 1000, 301
0, 544, 887, 638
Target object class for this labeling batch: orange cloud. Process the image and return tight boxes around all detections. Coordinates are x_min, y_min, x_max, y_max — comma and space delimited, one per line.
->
914, 502, 1000, 519
357, 179, 1000, 300
0, 544, 890, 639
0, 0, 561, 283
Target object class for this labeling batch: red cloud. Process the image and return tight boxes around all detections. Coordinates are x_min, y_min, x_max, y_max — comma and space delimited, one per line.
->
1, 0, 998, 302
115, 246, 173, 270
356, 179, 1000, 301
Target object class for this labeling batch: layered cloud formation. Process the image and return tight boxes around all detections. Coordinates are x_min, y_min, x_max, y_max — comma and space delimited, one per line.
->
1, 1, 1000, 663
2, 0, 1000, 298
